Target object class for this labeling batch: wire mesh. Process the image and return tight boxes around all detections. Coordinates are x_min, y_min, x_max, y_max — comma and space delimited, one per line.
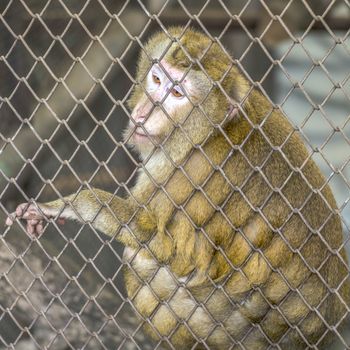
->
0, 0, 350, 349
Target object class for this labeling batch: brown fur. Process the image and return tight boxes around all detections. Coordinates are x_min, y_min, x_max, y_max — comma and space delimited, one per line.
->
9, 27, 350, 349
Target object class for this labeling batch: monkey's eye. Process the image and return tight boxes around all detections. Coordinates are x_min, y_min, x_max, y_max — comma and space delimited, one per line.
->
152, 74, 161, 84
171, 86, 183, 98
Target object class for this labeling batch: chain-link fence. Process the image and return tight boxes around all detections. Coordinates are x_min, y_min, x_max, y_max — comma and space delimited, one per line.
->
1, 1, 350, 349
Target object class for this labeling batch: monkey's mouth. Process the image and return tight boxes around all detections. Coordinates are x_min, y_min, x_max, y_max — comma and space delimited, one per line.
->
134, 130, 148, 137
126, 126, 160, 146
132, 129, 154, 143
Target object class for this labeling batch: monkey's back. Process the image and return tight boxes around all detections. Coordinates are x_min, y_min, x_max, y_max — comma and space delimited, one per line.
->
123, 108, 350, 349
218, 110, 350, 348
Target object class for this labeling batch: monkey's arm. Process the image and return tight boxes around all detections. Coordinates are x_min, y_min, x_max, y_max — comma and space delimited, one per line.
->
5, 188, 155, 245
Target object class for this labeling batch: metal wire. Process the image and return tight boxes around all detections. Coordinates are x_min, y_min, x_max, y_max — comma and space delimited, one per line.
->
0, 0, 349, 349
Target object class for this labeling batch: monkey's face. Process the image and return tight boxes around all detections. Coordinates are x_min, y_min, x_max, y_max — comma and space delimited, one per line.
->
124, 60, 196, 151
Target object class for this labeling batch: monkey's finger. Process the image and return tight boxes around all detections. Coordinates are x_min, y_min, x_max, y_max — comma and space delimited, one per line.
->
26, 222, 35, 236
15, 203, 36, 218
21, 208, 44, 221
29, 219, 40, 226
5, 205, 30, 226
36, 222, 44, 235
16, 204, 25, 217
5, 215, 15, 226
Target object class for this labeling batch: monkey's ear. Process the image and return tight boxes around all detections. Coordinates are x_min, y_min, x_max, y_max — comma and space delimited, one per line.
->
223, 66, 250, 121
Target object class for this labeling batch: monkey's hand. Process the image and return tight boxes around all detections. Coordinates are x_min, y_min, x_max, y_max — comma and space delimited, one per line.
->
5, 202, 64, 237
5, 189, 155, 246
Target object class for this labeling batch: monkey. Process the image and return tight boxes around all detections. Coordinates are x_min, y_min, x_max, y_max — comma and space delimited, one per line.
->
6, 27, 350, 349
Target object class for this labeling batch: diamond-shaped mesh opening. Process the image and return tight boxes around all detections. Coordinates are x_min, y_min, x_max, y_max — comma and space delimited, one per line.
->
1, 1, 350, 349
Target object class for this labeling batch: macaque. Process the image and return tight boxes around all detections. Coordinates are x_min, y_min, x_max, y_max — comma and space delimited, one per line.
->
6, 27, 350, 349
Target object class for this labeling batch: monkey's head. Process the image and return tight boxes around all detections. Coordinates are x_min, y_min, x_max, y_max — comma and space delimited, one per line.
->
124, 27, 250, 160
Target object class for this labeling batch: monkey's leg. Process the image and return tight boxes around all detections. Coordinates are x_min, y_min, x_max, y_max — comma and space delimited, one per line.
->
6, 189, 155, 245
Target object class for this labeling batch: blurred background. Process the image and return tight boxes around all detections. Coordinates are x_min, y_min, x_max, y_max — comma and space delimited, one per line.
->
0, 0, 349, 349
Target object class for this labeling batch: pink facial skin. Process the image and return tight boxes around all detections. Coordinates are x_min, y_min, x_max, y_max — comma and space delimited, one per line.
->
130, 60, 193, 144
